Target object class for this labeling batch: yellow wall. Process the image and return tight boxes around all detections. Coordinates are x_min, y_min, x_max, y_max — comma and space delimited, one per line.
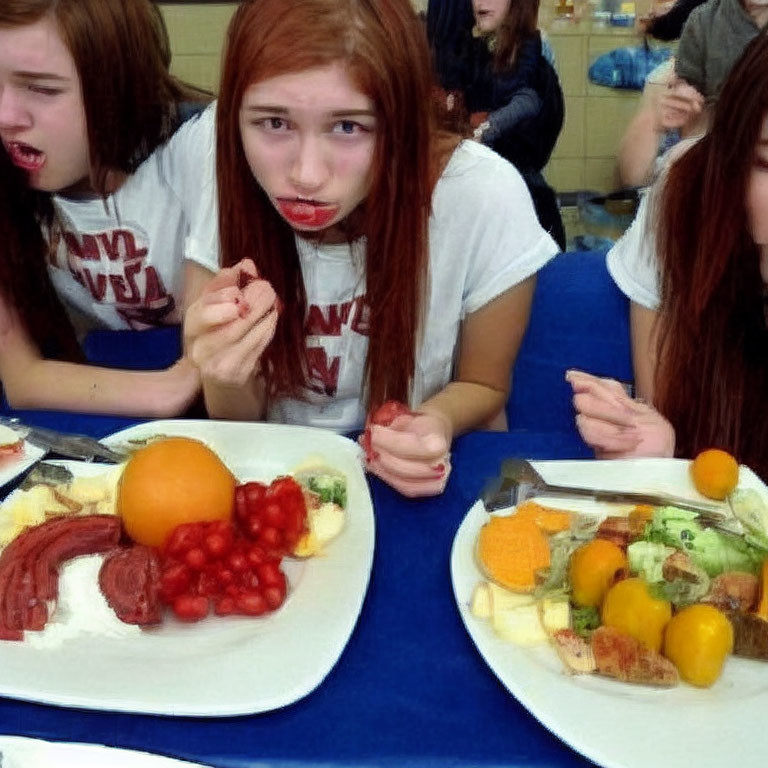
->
158, 4, 236, 93
544, 23, 647, 194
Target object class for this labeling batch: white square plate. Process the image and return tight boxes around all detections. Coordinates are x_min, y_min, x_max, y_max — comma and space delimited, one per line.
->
0, 441, 45, 490
0, 420, 374, 716
451, 458, 768, 768
0, 735, 207, 767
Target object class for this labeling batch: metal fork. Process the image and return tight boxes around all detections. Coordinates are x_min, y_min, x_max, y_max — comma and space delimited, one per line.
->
481, 458, 724, 515
0, 417, 126, 463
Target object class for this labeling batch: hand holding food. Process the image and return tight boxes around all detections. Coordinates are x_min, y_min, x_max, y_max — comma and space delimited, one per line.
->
566, 369, 676, 458
184, 258, 279, 387
360, 400, 451, 497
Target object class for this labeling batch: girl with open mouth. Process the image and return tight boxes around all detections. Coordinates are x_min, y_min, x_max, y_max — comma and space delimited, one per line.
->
183, 0, 560, 498
0, 0, 219, 417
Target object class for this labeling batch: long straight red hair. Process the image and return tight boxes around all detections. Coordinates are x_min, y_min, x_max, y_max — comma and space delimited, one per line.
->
656, 32, 768, 478
217, 0, 451, 410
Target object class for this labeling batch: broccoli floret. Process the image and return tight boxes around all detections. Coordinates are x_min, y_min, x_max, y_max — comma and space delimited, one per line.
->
307, 475, 347, 508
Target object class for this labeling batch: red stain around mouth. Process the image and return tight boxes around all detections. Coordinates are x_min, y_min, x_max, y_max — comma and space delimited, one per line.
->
277, 200, 339, 228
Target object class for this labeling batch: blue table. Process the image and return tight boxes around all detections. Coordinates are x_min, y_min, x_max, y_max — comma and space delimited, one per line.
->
0, 249, 625, 765
0, 417, 597, 768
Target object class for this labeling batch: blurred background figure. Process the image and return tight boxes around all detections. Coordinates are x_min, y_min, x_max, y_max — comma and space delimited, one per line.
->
428, 0, 566, 250
638, 0, 706, 39
676, 0, 767, 102
616, 0, 707, 188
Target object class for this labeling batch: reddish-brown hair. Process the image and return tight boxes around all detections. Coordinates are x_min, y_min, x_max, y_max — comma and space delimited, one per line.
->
656, 32, 768, 477
218, 0, 454, 409
0, 153, 81, 362
493, 0, 540, 72
0, 0, 209, 195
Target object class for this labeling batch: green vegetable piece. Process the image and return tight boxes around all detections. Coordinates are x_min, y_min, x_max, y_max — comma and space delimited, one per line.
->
627, 541, 675, 583
644, 506, 764, 577
571, 605, 601, 638
306, 475, 347, 508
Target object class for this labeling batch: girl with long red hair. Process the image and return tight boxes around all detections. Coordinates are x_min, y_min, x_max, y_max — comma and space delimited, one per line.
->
568, 32, 768, 480
0, 0, 216, 416
184, 0, 559, 496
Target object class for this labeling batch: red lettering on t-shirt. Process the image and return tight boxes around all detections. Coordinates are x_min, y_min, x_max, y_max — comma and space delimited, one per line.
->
55, 226, 174, 328
350, 296, 370, 335
306, 301, 354, 335
62, 232, 101, 262
306, 347, 340, 397
143, 267, 168, 307
305, 297, 370, 337
109, 261, 141, 304
81, 268, 108, 301
98, 230, 148, 262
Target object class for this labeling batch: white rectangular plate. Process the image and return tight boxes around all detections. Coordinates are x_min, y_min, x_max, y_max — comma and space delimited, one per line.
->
0, 441, 45, 490
0, 735, 207, 767
0, 420, 374, 716
451, 457, 768, 768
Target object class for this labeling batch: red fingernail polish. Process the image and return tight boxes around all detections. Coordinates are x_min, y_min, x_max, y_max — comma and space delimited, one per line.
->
432, 463, 445, 473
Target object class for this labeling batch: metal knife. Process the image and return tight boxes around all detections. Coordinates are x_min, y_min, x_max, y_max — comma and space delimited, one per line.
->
0, 417, 126, 464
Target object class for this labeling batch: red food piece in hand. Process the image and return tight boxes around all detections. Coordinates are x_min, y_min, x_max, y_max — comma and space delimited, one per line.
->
237, 269, 256, 290
361, 400, 415, 461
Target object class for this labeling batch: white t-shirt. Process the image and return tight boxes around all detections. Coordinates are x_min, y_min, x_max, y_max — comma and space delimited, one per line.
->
46, 103, 218, 332
607, 138, 698, 311
268, 139, 560, 432
606, 186, 661, 311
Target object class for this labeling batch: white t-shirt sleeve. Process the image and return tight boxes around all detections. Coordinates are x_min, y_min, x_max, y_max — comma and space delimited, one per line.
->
158, 102, 219, 274
607, 136, 699, 311
606, 187, 661, 310
436, 142, 559, 316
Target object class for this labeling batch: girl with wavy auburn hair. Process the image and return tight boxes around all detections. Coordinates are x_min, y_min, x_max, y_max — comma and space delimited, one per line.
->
0, 0, 217, 416
185, 0, 559, 497
569, 32, 768, 479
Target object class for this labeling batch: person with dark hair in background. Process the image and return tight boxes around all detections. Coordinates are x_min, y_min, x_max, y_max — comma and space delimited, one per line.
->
617, 0, 710, 188
640, 0, 707, 40
570, 33, 768, 480
429, 0, 565, 250
0, 0, 218, 415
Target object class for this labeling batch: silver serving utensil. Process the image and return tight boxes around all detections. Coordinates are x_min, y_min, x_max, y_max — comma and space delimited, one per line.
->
482, 458, 724, 515
0, 417, 126, 464
18, 462, 75, 490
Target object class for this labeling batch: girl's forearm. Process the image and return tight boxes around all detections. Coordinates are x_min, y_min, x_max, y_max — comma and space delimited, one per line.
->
418, 380, 507, 440
2, 356, 200, 417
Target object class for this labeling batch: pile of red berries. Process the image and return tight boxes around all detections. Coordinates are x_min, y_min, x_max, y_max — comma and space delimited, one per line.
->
157, 477, 308, 622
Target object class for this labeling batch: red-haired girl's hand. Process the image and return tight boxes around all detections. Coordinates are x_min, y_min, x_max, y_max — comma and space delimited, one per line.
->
360, 401, 452, 497
566, 369, 675, 459
184, 258, 278, 387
